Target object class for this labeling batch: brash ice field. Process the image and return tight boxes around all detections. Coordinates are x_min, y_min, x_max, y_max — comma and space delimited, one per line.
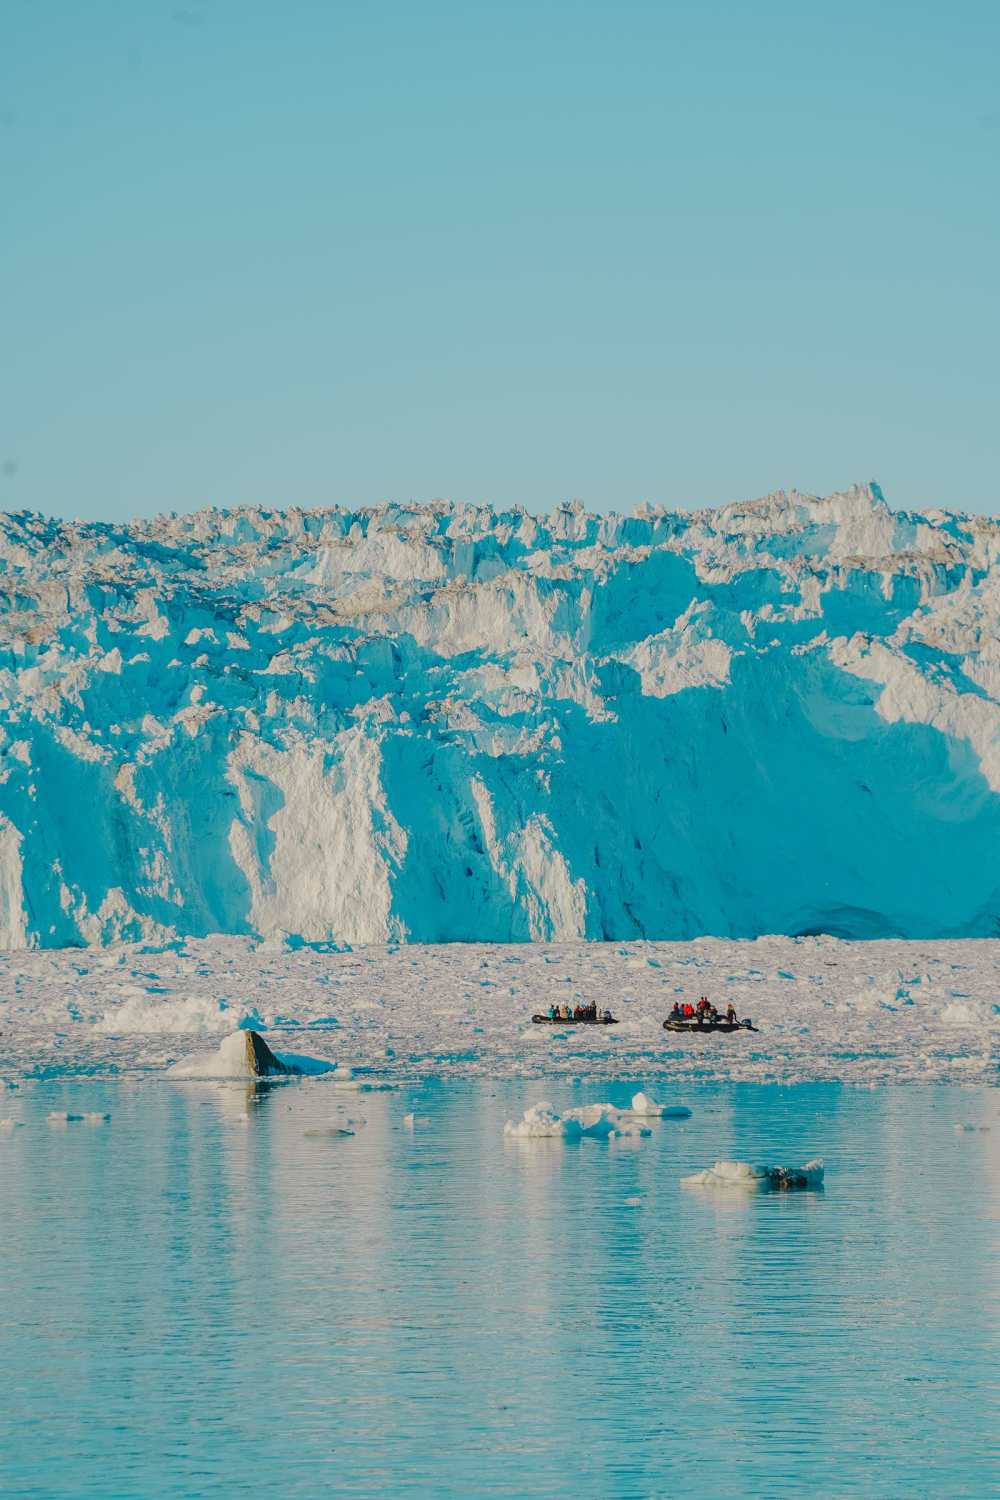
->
2, 934, 997, 1086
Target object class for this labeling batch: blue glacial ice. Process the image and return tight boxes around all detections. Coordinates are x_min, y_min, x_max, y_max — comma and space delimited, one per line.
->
4, 482, 1000, 946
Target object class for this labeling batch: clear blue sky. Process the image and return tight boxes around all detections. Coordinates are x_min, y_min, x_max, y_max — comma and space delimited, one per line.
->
2, 0, 998, 520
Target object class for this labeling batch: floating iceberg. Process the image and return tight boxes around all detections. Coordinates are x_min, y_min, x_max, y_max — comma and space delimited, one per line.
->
504, 1101, 652, 1140
682, 1158, 824, 1190
168, 1029, 335, 1080
504, 1103, 566, 1138
629, 1091, 691, 1118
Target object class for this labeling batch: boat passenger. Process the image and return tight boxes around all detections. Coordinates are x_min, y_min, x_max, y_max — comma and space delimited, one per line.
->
603, 1008, 612, 1023
683, 1003, 695, 1018
670, 1003, 682, 1021
726, 1003, 737, 1024
548, 1004, 558, 1020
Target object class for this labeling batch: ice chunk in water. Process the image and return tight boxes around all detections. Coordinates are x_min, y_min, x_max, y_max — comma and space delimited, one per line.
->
630, 1091, 692, 1118
682, 1158, 824, 1189
505, 1103, 566, 1138
504, 1101, 652, 1140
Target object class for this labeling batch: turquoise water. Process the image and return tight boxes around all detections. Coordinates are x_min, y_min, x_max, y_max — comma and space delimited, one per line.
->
1, 1079, 997, 1498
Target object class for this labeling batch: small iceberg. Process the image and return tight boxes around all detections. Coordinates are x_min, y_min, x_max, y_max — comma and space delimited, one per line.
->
504, 1101, 652, 1140
682, 1158, 824, 1190
629, 1091, 691, 1119
47, 1111, 85, 1124
168, 1029, 335, 1080
0, 1118, 24, 1131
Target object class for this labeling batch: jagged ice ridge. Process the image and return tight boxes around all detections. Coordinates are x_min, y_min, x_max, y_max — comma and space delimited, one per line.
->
3, 481, 1000, 948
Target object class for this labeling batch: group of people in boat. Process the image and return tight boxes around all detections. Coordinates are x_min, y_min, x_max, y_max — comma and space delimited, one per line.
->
669, 996, 739, 1025
547, 1001, 614, 1023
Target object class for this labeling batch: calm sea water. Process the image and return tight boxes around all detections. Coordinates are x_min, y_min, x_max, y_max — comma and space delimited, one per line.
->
1, 1078, 997, 1498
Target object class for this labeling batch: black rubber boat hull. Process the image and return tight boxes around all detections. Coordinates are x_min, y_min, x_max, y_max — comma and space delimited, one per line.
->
532, 1015, 619, 1026
662, 1020, 758, 1034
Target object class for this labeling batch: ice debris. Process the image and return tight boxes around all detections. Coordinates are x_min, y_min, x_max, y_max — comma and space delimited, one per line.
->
682, 1159, 824, 1190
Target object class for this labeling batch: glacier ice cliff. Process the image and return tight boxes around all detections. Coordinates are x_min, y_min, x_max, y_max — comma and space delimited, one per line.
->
4, 481, 1000, 947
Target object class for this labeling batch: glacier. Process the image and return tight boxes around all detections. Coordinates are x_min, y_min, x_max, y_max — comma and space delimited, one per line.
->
4, 480, 1000, 948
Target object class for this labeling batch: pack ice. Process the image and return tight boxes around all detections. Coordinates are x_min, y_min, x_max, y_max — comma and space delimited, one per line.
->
5, 483, 1000, 947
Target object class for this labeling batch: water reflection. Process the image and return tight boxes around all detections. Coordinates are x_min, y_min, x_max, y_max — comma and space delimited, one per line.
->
0, 1079, 996, 1498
